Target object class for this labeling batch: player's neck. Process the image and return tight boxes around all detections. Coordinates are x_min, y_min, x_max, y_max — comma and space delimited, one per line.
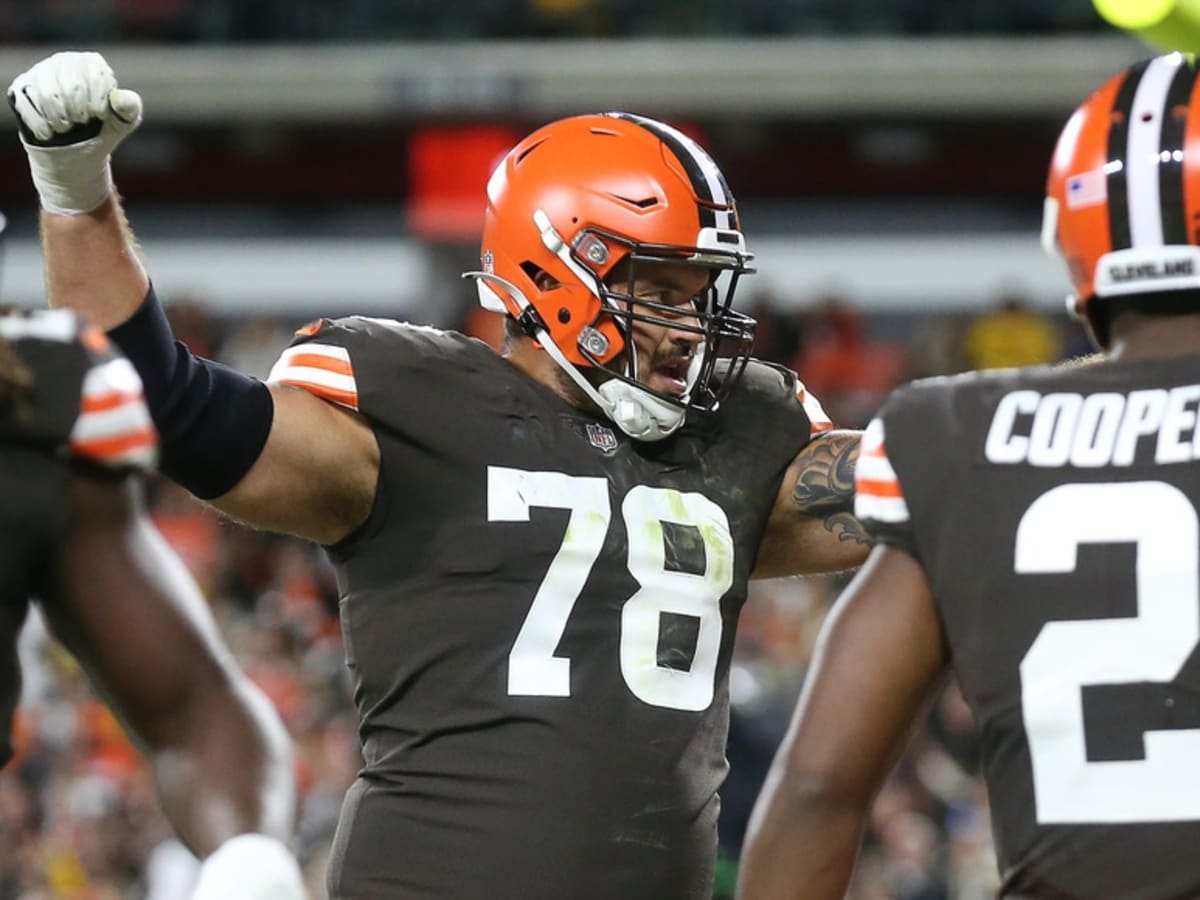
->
1107, 315, 1200, 363
504, 339, 594, 411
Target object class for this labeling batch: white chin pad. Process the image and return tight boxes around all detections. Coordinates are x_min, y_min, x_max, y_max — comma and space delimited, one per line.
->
598, 380, 686, 441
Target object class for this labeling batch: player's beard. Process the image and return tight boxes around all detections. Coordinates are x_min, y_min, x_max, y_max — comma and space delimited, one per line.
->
567, 341, 695, 407
557, 364, 606, 417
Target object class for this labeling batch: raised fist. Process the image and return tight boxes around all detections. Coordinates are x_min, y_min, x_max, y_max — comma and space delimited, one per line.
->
8, 51, 143, 215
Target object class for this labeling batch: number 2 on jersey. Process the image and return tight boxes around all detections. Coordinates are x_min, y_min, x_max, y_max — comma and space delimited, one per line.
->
488, 466, 734, 712
1017, 481, 1200, 823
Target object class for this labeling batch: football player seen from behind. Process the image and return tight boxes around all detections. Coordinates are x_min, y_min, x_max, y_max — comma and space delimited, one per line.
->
739, 52, 1200, 900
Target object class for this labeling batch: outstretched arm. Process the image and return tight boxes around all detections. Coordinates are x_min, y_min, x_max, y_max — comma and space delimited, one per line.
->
736, 546, 949, 899
38, 468, 297, 856
753, 429, 872, 578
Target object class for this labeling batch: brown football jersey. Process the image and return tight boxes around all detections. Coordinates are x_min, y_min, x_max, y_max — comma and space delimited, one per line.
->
857, 356, 1200, 899
0, 310, 156, 768
272, 316, 827, 899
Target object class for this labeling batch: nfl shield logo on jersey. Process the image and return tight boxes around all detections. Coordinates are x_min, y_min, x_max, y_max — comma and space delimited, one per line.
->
586, 422, 618, 452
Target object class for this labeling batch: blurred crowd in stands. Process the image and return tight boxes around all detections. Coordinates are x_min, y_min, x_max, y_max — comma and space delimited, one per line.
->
1, 292, 1078, 899
0, 0, 1103, 43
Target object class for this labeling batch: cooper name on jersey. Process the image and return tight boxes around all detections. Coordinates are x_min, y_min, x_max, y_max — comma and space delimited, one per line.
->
985, 384, 1200, 468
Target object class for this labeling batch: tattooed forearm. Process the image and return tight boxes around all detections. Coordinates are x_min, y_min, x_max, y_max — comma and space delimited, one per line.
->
824, 511, 874, 545
792, 430, 875, 546
792, 430, 860, 517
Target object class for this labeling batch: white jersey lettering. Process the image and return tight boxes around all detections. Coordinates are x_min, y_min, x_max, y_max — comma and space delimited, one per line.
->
985, 384, 1200, 468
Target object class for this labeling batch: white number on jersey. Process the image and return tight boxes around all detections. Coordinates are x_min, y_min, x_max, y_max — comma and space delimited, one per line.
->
488, 466, 734, 712
1016, 481, 1200, 823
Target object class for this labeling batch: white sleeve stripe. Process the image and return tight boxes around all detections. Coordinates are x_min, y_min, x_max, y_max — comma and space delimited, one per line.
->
862, 417, 886, 451
856, 454, 900, 483
800, 392, 831, 429
268, 364, 356, 393
82, 356, 144, 397
117, 445, 158, 468
72, 403, 155, 442
855, 493, 911, 524
273, 343, 353, 364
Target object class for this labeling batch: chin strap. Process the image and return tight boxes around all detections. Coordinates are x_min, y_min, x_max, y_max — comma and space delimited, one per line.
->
597, 379, 686, 440
462, 270, 686, 442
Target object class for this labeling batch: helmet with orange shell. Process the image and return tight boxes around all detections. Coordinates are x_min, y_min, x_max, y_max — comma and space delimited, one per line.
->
464, 112, 756, 441
1043, 52, 1200, 348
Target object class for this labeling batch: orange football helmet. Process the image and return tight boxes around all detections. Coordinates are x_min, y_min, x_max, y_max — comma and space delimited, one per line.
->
1043, 53, 1200, 346
465, 112, 755, 440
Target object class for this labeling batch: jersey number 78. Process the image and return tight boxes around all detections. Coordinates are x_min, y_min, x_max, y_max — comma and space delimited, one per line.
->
488, 466, 734, 713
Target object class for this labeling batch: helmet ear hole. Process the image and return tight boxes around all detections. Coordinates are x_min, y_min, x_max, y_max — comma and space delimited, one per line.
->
558, 308, 571, 324
522, 263, 559, 292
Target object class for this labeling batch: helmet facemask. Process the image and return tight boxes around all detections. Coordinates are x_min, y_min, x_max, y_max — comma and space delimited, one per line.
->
570, 228, 756, 420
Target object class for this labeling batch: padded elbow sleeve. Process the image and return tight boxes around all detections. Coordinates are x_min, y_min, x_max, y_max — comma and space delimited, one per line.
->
107, 287, 274, 499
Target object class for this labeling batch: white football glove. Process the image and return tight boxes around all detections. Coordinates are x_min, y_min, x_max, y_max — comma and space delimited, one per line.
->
190, 834, 308, 900
7, 51, 143, 216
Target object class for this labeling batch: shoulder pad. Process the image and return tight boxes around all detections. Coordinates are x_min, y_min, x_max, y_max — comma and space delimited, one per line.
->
267, 316, 494, 420
722, 358, 835, 437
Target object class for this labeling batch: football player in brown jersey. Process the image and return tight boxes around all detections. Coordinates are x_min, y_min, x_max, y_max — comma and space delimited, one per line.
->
0, 310, 305, 897
739, 53, 1200, 900
11, 51, 870, 899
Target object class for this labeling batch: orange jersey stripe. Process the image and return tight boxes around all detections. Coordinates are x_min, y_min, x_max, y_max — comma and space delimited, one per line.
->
856, 476, 903, 499
294, 320, 323, 338
71, 428, 158, 461
810, 420, 835, 434
283, 352, 354, 377
81, 389, 145, 414
280, 378, 359, 410
80, 326, 110, 354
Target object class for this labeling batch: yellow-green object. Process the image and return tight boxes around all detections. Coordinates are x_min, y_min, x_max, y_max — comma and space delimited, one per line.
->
1095, 0, 1200, 51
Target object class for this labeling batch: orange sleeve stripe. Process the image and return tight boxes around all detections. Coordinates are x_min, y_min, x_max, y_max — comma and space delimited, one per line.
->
81, 389, 145, 414
810, 421, 835, 434
71, 428, 158, 461
280, 379, 359, 410
80, 326, 110, 354
283, 352, 354, 377
294, 320, 323, 338
856, 477, 904, 499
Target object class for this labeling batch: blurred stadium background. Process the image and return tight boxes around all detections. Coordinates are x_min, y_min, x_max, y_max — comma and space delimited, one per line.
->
0, 2, 1163, 898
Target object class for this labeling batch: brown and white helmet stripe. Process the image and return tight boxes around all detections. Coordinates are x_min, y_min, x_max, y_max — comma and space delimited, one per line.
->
605, 112, 738, 231
1105, 56, 1199, 251
1044, 52, 1200, 322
